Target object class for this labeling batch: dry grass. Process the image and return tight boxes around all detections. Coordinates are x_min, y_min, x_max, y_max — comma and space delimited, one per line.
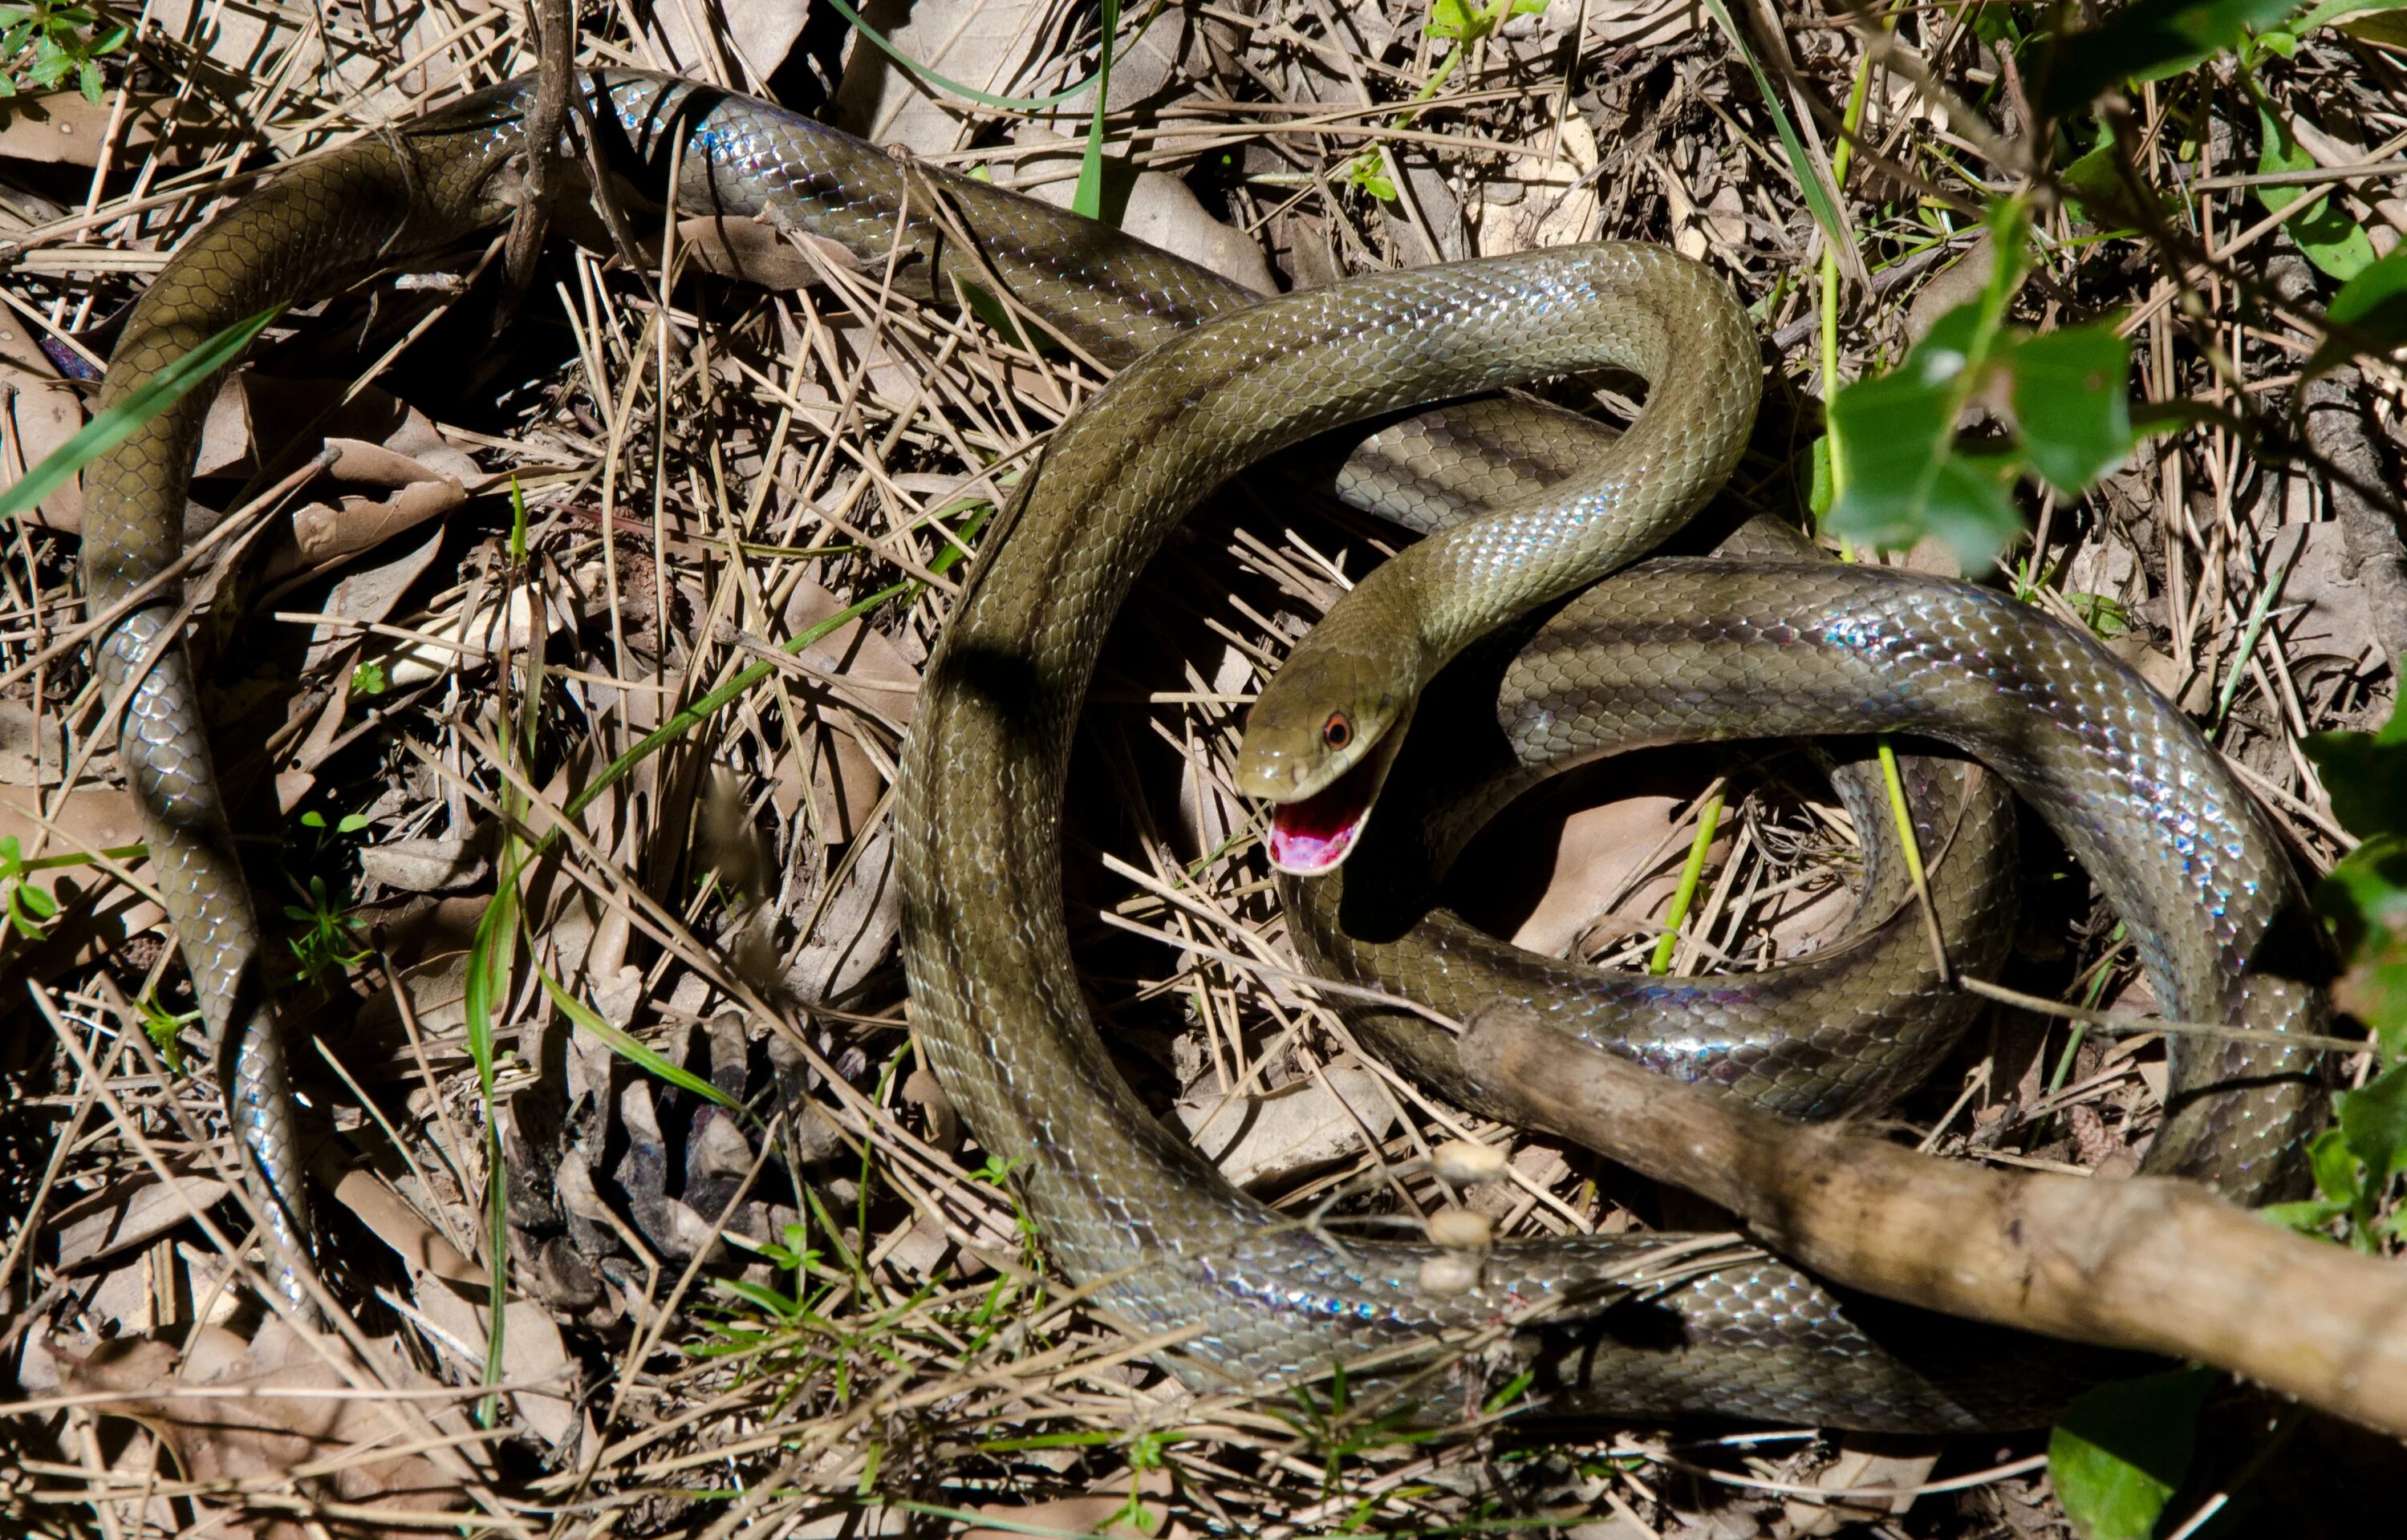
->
0, 1, 2400, 1536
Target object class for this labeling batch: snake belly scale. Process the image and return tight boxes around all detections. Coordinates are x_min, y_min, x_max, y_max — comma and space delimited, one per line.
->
79, 71, 2327, 1427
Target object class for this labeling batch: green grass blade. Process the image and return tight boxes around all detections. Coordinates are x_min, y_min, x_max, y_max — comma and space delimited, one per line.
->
1698, 0, 1847, 249
0, 305, 282, 522
1073, 0, 1122, 221
538, 967, 742, 1112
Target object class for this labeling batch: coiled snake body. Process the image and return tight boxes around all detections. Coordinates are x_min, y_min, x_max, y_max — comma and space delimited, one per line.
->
81, 72, 2327, 1427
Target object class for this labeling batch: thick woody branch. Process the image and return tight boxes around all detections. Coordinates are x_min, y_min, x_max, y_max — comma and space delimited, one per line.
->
1459, 1007, 2407, 1440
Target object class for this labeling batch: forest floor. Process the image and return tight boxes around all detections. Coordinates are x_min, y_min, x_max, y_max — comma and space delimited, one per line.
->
1, 0, 2402, 1536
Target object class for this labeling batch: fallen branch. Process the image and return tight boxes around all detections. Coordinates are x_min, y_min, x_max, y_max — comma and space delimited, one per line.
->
1458, 1007, 2407, 1440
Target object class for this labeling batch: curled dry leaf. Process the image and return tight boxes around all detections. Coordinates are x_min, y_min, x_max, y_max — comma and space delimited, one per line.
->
1175, 1064, 1398, 1189
59, 1321, 475, 1540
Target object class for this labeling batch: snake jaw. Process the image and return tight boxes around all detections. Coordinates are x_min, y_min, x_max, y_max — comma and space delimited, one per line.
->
1265, 724, 1405, 874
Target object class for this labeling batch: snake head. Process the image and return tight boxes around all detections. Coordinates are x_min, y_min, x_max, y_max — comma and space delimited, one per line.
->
1236, 627, 1420, 875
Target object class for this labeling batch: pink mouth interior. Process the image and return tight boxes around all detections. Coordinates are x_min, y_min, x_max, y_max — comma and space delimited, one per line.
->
1267, 751, 1386, 875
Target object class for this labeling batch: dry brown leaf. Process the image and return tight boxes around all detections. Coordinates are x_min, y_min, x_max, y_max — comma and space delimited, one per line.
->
785, 817, 903, 1005
1473, 111, 1601, 257
328, 1167, 580, 1448
358, 837, 487, 894
1004, 128, 1276, 293
2, 348, 86, 527
62, 1322, 475, 1540
1176, 1064, 1398, 1189
1502, 792, 1691, 957
834, 0, 1058, 151
966, 1469, 1172, 1540
300, 525, 445, 677
647, 0, 810, 80
53, 1173, 231, 1269
0, 90, 227, 168
1784, 1441, 1942, 1533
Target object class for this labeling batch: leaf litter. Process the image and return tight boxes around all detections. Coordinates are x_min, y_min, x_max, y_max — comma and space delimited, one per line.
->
0, 1, 2401, 1537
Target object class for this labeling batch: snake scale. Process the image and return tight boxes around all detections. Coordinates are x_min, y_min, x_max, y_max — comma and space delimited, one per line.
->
78, 72, 2327, 1428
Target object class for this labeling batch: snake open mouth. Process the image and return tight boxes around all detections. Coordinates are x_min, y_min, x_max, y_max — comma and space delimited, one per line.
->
1265, 733, 1401, 875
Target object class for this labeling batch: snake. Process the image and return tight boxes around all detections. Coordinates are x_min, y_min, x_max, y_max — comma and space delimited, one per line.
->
76, 71, 2328, 1426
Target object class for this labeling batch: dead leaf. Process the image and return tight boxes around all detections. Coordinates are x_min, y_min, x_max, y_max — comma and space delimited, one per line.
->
62, 1322, 476, 1540
785, 817, 903, 1005
1176, 1064, 1398, 1189
2, 346, 86, 527
1474, 111, 1601, 257
328, 1167, 580, 1448
1499, 792, 1692, 958
835, 0, 1060, 152
647, 0, 809, 80
358, 837, 487, 894
1004, 127, 1276, 293
966, 1469, 1172, 1540
1784, 1440, 1942, 1533
300, 525, 445, 677
0, 91, 228, 168
1585, 0, 1707, 49
53, 1173, 231, 1268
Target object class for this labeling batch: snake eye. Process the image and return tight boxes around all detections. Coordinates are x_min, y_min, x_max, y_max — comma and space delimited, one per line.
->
1321, 712, 1353, 751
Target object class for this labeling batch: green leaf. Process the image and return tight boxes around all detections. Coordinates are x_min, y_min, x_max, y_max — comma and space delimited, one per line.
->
2008, 324, 2134, 492
2340, 1061, 2407, 1185
1071, 0, 1120, 222
2042, 0, 2306, 116
2256, 107, 2378, 282
2293, 0, 2407, 29
0, 305, 282, 522
2049, 1368, 2216, 1540
2259, 1196, 2350, 1232
2305, 248, 2407, 379
2308, 1124, 2363, 1202
2303, 683, 2407, 841
1825, 306, 2027, 573
2314, 835, 2407, 1057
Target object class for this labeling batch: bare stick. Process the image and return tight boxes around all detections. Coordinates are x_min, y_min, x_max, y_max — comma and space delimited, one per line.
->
1459, 1006, 2407, 1440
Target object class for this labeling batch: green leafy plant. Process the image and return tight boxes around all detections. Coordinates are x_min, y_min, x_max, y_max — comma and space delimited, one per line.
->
0, 2, 128, 103
1346, 0, 1548, 203
2049, 1368, 2217, 1540
2261, 672, 2407, 1246
0, 835, 59, 940
282, 873, 366, 986
136, 991, 200, 1076
1825, 201, 2137, 572
2304, 246, 2407, 379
